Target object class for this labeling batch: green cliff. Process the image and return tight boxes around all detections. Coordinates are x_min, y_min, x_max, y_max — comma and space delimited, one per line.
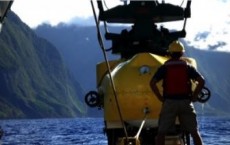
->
0, 11, 86, 119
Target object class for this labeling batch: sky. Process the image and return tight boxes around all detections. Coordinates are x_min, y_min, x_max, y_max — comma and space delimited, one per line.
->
11, 0, 230, 52
11, 0, 119, 27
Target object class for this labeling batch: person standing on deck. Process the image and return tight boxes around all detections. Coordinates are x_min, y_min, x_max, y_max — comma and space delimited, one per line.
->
150, 40, 205, 145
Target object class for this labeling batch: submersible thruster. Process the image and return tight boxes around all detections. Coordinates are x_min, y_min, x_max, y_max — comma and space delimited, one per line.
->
85, 1, 210, 145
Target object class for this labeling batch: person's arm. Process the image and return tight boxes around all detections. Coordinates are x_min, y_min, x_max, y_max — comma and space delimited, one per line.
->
191, 75, 205, 102
150, 78, 164, 102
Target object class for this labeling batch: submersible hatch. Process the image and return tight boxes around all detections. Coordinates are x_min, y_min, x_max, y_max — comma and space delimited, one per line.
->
85, 1, 211, 145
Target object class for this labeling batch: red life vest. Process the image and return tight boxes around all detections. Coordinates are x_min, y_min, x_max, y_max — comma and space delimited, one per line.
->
163, 59, 192, 98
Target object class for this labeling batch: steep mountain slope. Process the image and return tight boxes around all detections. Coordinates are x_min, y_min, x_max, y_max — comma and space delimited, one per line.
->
35, 24, 121, 92
35, 24, 121, 117
35, 24, 230, 116
0, 12, 86, 119
185, 46, 230, 115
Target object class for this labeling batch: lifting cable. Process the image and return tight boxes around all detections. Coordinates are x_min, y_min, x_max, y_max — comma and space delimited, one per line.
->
183, 0, 191, 30
134, 108, 149, 140
90, 0, 129, 139
135, 118, 146, 140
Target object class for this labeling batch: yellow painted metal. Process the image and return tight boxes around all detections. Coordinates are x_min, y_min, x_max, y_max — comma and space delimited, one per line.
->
165, 135, 185, 145
97, 53, 197, 125
116, 136, 184, 145
96, 60, 122, 87
98, 53, 166, 122
117, 137, 141, 145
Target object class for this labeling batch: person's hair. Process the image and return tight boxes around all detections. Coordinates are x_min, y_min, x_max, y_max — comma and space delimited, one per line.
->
170, 52, 183, 58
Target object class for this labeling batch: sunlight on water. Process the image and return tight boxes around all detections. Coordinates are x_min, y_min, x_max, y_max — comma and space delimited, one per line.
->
0, 117, 230, 145
197, 105, 205, 145
201, 104, 205, 114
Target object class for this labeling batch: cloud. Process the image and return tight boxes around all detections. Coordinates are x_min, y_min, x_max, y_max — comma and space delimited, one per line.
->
12, 0, 93, 28
11, 0, 230, 52
11, 0, 123, 28
184, 0, 230, 52
194, 31, 210, 41
208, 41, 227, 51
68, 16, 95, 26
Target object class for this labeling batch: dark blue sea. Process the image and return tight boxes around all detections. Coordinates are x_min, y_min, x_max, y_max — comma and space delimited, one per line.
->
0, 116, 230, 145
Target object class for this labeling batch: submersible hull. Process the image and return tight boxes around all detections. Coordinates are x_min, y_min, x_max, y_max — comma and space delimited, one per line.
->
86, 1, 208, 144
96, 53, 196, 145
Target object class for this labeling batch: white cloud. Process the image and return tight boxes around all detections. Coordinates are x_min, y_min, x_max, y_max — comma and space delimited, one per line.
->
11, 0, 121, 28
11, 0, 230, 52
12, 0, 93, 27
185, 0, 230, 52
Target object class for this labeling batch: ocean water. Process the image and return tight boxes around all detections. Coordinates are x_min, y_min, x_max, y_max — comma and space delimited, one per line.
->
0, 116, 230, 145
